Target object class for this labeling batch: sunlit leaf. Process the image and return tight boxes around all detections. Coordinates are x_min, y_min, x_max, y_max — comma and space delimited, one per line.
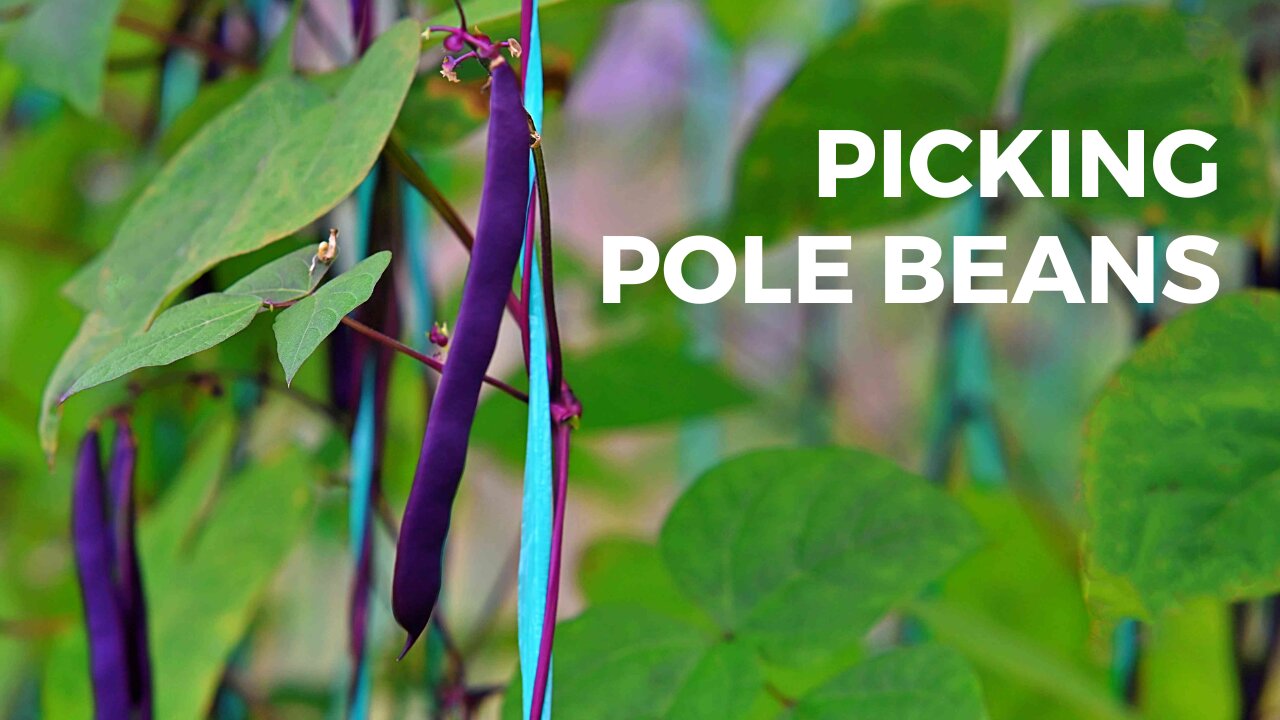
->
913, 599, 1136, 720
938, 488, 1103, 720
1141, 599, 1238, 720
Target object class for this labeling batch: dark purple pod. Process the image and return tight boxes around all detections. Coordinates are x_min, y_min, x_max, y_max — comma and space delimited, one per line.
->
392, 59, 530, 652
72, 430, 132, 720
109, 421, 152, 720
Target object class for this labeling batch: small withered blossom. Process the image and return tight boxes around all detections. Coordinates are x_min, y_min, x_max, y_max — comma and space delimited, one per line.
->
425, 25, 521, 83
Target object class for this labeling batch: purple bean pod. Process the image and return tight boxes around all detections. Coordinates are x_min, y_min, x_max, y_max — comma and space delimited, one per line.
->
73, 425, 149, 717
392, 58, 531, 653
109, 420, 152, 720
350, 0, 373, 54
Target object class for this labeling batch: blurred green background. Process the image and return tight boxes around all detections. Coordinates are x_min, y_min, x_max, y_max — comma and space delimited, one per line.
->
3, 0, 1280, 718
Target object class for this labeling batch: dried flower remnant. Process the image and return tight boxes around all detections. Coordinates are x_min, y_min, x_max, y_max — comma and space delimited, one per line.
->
391, 57, 532, 653
426, 25, 520, 84
429, 322, 450, 348
312, 229, 340, 274
72, 420, 152, 720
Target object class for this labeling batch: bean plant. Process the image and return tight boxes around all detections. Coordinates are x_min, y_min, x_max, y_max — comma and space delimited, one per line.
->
2, 0, 1280, 719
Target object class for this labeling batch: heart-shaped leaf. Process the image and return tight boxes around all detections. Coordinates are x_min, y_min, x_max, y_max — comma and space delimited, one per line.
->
501, 606, 763, 720
660, 447, 980, 665
1019, 7, 1272, 234
1085, 291, 1280, 616
729, 0, 1009, 242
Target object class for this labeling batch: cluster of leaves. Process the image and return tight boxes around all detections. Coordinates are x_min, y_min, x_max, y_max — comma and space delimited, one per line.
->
504, 448, 988, 719
733, 0, 1274, 241
41, 19, 421, 455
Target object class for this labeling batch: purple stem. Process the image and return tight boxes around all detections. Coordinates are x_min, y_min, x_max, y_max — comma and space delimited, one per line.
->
528, 421, 571, 720
520, 0, 533, 71
529, 137, 563, 396
339, 316, 528, 403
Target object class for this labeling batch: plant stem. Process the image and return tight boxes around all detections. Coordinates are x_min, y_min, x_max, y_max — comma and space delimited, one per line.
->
453, 0, 469, 30
383, 135, 527, 327
100, 369, 345, 427
385, 136, 475, 251
116, 15, 257, 70
529, 129, 563, 396
339, 316, 528, 403
764, 681, 797, 709
528, 421, 571, 720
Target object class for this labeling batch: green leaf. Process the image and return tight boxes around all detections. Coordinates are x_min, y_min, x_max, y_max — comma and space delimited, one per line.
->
475, 334, 753, 438
938, 489, 1104, 720
912, 600, 1137, 720
502, 607, 763, 720
42, 419, 316, 720
62, 293, 262, 399
226, 244, 332, 304
790, 645, 987, 720
729, 0, 1009, 241
4, 0, 125, 115
1019, 7, 1273, 234
1084, 291, 1280, 615
579, 536, 713, 629
41, 20, 420, 457
701, 0, 854, 48
0, 113, 128, 240
262, 0, 302, 76
428, 0, 616, 39
272, 251, 390, 384
568, 338, 752, 430
468, 335, 752, 491
1140, 599, 1239, 720
156, 74, 259, 159
394, 76, 488, 153
660, 447, 979, 665
144, 441, 314, 719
